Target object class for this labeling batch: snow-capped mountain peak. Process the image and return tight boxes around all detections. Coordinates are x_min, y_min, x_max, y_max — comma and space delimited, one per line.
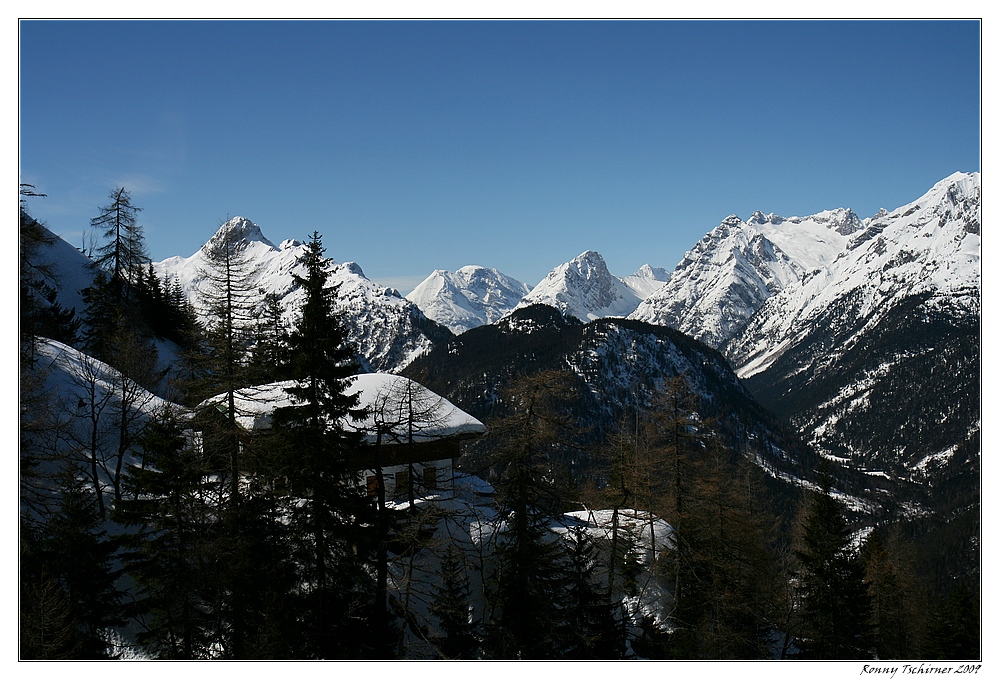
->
155, 218, 450, 372
621, 264, 670, 298
406, 265, 531, 335
513, 250, 643, 322
726, 171, 980, 378
629, 216, 804, 347
204, 215, 278, 252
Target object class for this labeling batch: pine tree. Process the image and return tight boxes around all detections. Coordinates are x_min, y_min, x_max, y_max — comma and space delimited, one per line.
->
116, 410, 221, 659
90, 187, 147, 298
862, 528, 925, 659
268, 231, 375, 658
247, 291, 289, 384
20, 551, 82, 660
482, 370, 578, 659
922, 581, 980, 660
36, 470, 125, 658
559, 525, 625, 659
429, 544, 480, 659
794, 471, 874, 659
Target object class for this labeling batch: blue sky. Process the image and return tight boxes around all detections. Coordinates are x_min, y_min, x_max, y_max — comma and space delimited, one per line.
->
19, 20, 981, 293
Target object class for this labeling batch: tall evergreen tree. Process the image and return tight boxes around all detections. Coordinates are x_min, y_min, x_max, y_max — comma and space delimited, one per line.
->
35, 470, 125, 658
116, 409, 221, 659
482, 370, 578, 659
247, 291, 289, 384
922, 581, 980, 660
862, 528, 926, 659
429, 544, 481, 659
794, 471, 874, 659
268, 231, 375, 658
559, 525, 626, 659
90, 187, 147, 298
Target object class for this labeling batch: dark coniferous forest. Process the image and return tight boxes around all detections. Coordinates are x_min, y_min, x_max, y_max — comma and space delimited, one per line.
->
19, 184, 980, 660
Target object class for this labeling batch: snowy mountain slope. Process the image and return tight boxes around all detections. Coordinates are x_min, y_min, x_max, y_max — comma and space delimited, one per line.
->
628, 208, 860, 348
155, 217, 452, 373
512, 251, 644, 322
22, 218, 97, 319
406, 265, 532, 335
23, 338, 180, 519
620, 264, 671, 299
726, 171, 980, 379
728, 172, 980, 501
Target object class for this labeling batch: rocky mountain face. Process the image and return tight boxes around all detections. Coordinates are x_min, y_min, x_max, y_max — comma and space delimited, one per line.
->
630, 171, 980, 519
405, 265, 532, 335
629, 208, 863, 348
512, 250, 647, 322
728, 173, 981, 499
726, 173, 980, 380
155, 217, 452, 373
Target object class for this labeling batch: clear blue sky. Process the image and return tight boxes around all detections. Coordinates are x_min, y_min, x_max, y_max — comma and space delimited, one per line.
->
19, 20, 981, 293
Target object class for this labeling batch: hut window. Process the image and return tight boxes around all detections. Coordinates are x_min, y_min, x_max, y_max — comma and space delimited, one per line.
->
395, 469, 409, 497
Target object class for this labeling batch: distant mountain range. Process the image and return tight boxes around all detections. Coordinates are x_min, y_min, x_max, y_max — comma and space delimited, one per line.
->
34, 171, 980, 520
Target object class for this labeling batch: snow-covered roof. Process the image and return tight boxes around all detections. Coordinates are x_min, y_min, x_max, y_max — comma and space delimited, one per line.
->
201, 373, 486, 444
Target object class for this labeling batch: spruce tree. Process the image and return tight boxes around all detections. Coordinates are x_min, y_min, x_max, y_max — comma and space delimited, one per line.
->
429, 544, 481, 659
862, 528, 925, 659
482, 370, 578, 659
116, 410, 221, 659
794, 472, 874, 659
90, 187, 147, 298
247, 291, 289, 384
37, 470, 125, 658
559, 525, 625, 659
268, 231, 375, 658
922, 581, 980, 660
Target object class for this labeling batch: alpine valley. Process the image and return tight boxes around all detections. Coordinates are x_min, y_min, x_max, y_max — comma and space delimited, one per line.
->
19, 170, 980, 659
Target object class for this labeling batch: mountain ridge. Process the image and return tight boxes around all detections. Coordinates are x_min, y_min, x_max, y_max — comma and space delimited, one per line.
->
154, 216, 452, 373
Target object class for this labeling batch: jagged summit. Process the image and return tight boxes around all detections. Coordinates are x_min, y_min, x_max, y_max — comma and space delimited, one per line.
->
622, 264, 670, 298
155, 217, 449, 372
513, 250, 643, 322
630, 198, 887, 347
204, 216, 278, 251
728, 170, 981, 379
629, 218, 803, 347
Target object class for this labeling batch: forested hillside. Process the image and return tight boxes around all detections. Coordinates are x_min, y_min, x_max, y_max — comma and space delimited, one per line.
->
19, 184, 979, 660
